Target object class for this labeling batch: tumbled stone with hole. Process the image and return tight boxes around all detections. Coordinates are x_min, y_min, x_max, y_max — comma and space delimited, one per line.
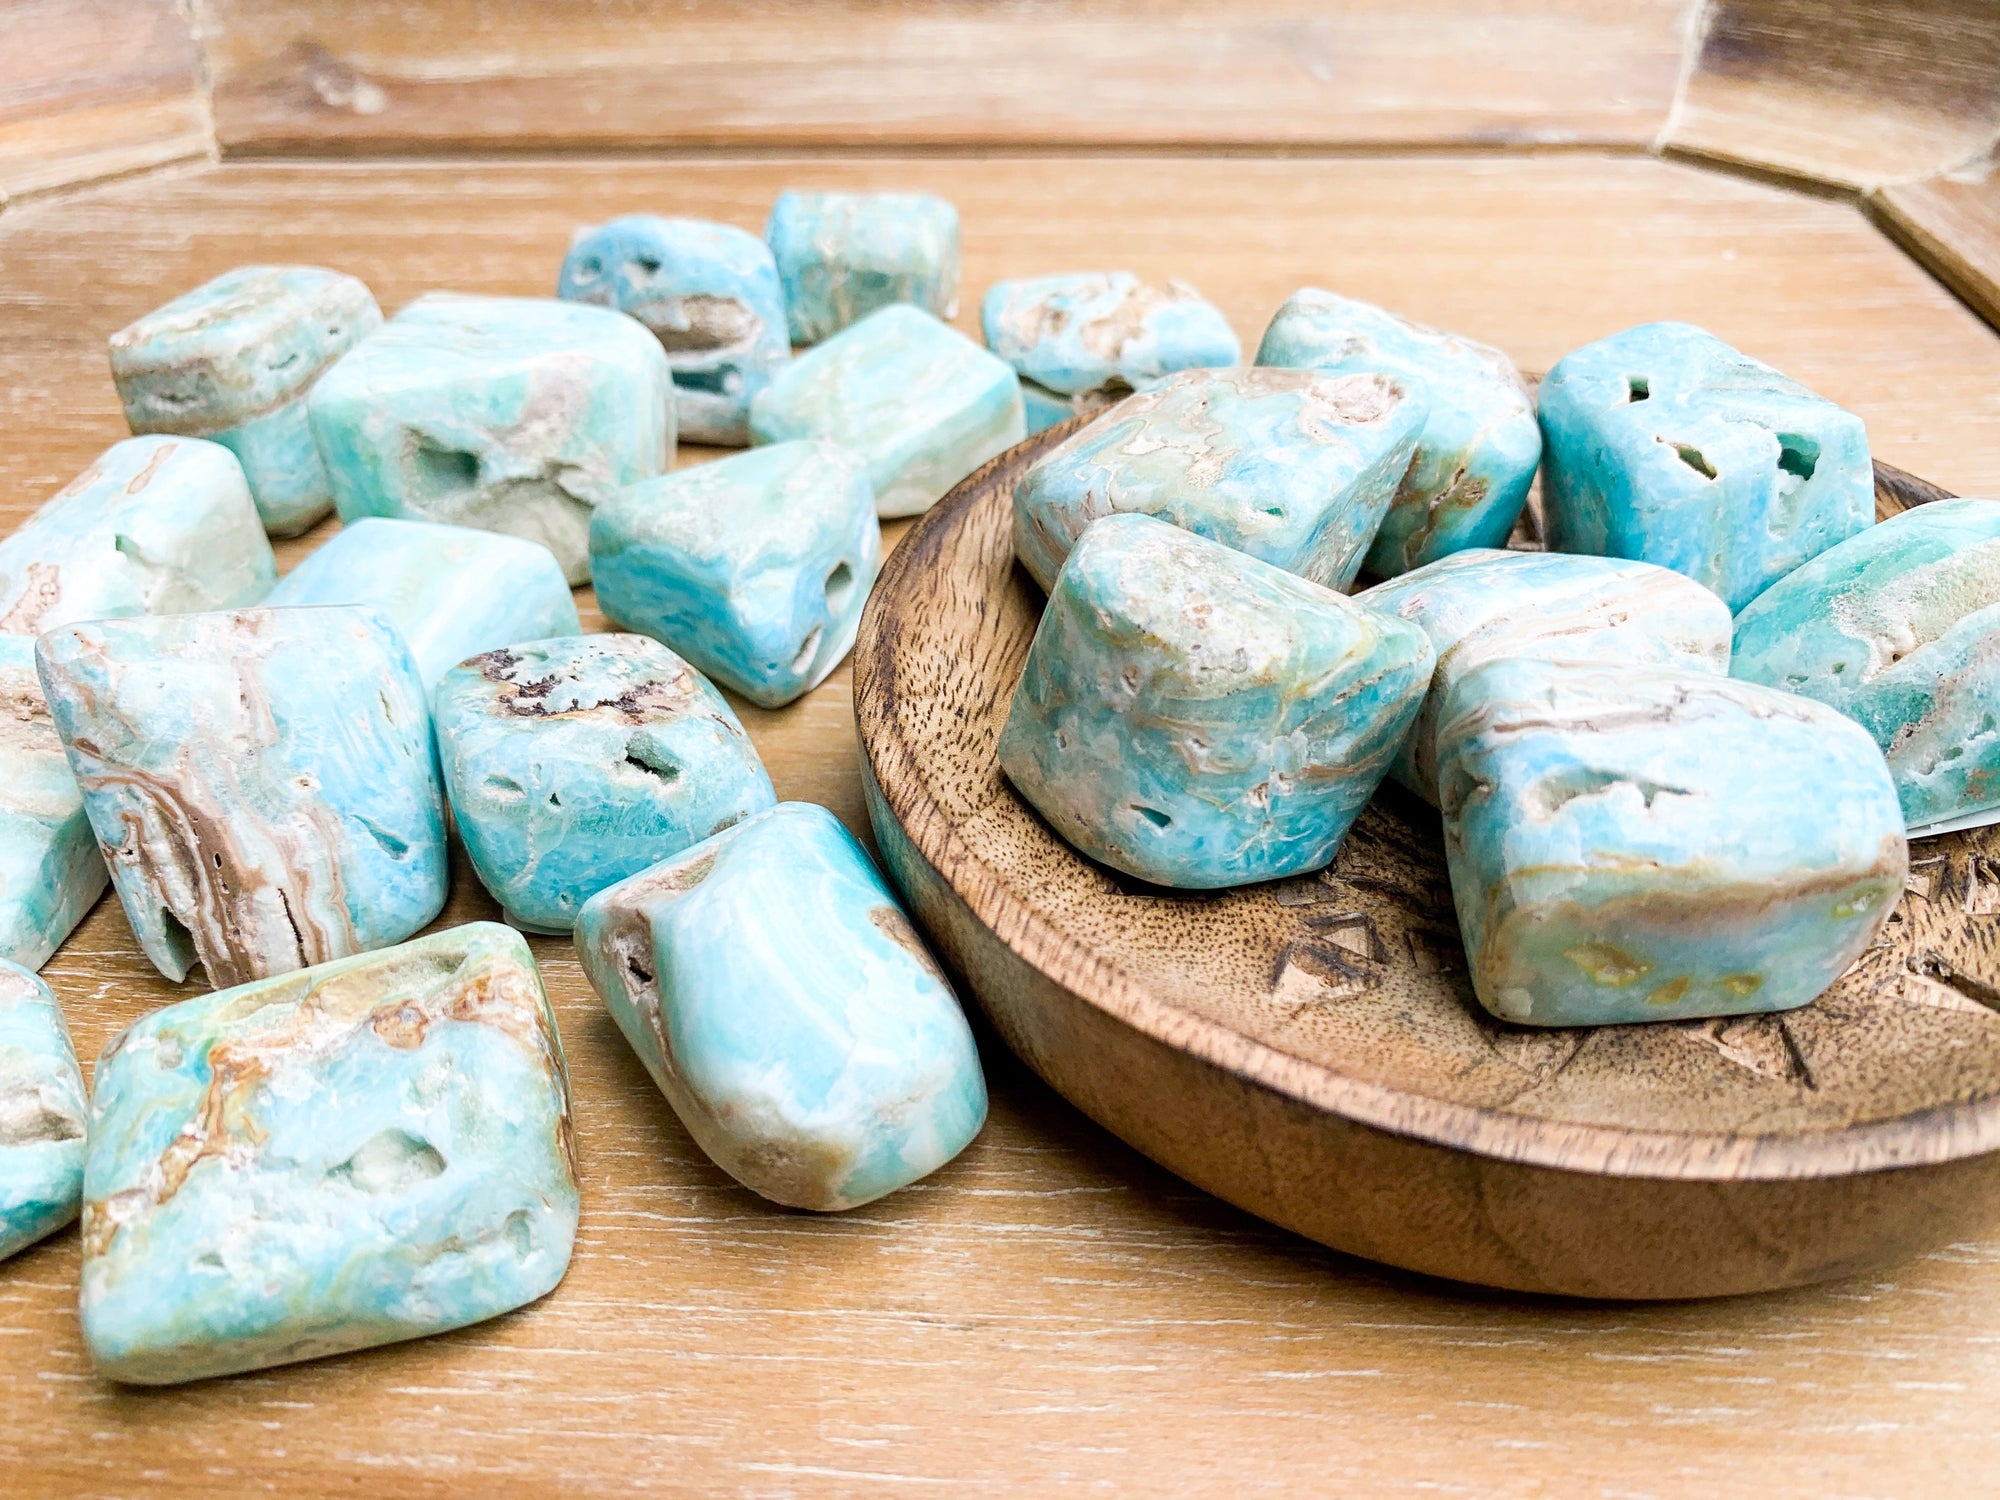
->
1256, 288, 1541, 578
36, 606, 448, 989
591, 441, 880, 707
765, 189, 960, 345
434, 634, 775, 933
109, 265, 383, 536
558, 215, 790, 446
1355, 548, 1733, 807
1732, 497, 2000, 834
999, 513, 1434, 889
0, 636, 106, 972
78, 922, 577, 1384
266, 516, 580, 687
981, 271, 1240, 399
0, 436, 275, 638
748, 305, 1023, 519
307, 292, 673, 584
1436, 657, 1906, 1028
0, 960, 86, 1262
1012, 365, 1429, 593
1538, 321, 1872, 611
577, 801, 986, 1211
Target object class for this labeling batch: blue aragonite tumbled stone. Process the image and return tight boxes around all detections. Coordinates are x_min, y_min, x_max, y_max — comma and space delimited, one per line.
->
981, 272, 1240, 398
1255, 289, 1541, 578
1011, 366, 1429, 594
1732, 497, 2000, 832
266, 516, 580, 687
1355, 548, 1733, 807
1538, 322, 1872, 611
435, 634, 775, 933
577, 801, 986, 1211
590, 441, 880, 707
0, 436, 275, 638
308, 292, 674, 585
1436, 658, 1906, 1028
765, 190, 961, 345
0, 961, 86, 1262
109, 266, 383, 536
36, 607, 447, 990
558, 216, 790, 446
79, 922, 577, 1385
999, 513, 1434, 889
748, 305, 1023, 519
0, 637, 106, 972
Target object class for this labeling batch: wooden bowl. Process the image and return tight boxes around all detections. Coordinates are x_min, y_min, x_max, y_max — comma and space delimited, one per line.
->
854, 420, 2000, 1300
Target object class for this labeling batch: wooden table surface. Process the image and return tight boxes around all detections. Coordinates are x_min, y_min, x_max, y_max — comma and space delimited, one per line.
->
5, 147, 2000, 1497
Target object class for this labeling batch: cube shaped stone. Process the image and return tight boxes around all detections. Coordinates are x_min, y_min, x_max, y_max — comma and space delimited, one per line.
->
109, 265, 383, 536
307, 292, 674, 585
79, 922, 577, 1384
0, 436, 275, 638
0, 637, 106, 971
765, 190, 960, 345
0, 960, 85, 1262
267, 517, 580, 687
1256, 289, 1541, 578
1355, 548, 1733, 807
435, 634, 776, 932
1012, 366, 1428, 594
1538, 322, 1872, 611
577, 801, 986, 1211
1732, 497, 2000, 833
981, 271, 1240, 397
748, 305, 1023, 519
590, 441, 880, 707
558, 215, 790, 446
999, 513, 1434, 889
1437, 658, 1906, 1028
36, 607, 448, 989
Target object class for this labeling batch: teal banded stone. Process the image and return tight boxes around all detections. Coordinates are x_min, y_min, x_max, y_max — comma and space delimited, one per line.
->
749, 305, 1023, 519
79, 922, 577, 1385
577, 801, 986, 1211
1355, 548, 1733, 807
765, 190, 961, 345
109, 266, 383, 536
1437, 658, 1906, 1028
981, 272, 1240, 397
0, 961, 86, 1262
1255, 289, 1541, 578
1732, 497, 2000, 833
590, 441, 880, 707
0, 637, 105, 972
267, 517, 580, 687
0, 436, 275, 638
558, 216, 790, 446
37, 607, 447, 990
1538, 322, 1872, 611
999, 513, 1434, 889
1012, 366, 1429, 594
308, 292, 674, 585
435, 634, 776, 933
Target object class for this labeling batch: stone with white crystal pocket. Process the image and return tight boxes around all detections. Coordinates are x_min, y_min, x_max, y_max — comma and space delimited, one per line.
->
0, 636, 106, 972
765, 189, 961, 345
79, 922, 577, 1385
1436, 657, 1906, 1028
434, 634, 776, 933
108, 265, 383, 536
577, 800, 986, 1211
307, 292, 673, 585
0, 959, 86, 1262
36, 606, 448, 989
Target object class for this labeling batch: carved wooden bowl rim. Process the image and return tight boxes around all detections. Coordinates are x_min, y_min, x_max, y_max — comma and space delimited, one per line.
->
854, 416, 2000, 1186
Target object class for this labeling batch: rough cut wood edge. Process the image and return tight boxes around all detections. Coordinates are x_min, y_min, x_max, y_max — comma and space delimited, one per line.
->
1664, 0, 2000, 191
1872, 152, 2000, 338
853, 426, 2000, 1298
0, 0, 214, 206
